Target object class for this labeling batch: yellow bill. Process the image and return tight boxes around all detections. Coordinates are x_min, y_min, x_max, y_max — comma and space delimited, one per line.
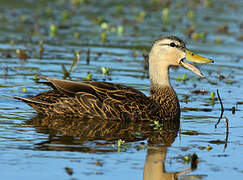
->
185, 50, 214, 63
180, 49, 214, 78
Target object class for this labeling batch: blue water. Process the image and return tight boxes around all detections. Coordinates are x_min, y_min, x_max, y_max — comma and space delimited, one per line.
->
0, 0, 242, 179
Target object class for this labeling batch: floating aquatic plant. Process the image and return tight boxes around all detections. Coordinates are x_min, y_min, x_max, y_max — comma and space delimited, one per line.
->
176, 74, 187, 82
61, 11, 70, 21
49, 23, 58, 37
16, 49, 28, 60
117, 139, 125, 153
101, 31, 107, 42
187, 10, 195, 21
69, 51, 80, 73
135, 11, 146, 23
191, 32, 207, 42
117, 26, 124, 36
62, 64, 71, 80
22, 87, 27, 93
100, 67, 110, 76
161, 8, 170, 25
82, 72, 92, 81
73, 32, 80, 39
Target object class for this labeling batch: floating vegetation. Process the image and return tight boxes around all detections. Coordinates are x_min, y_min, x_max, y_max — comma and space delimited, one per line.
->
22, 87, 27, 93
214, 38, 223, 44
61, 52, 80, 80
183, 153, 198, 170
62, 64, 71, 80
82, 72, 92, 81
206, 145, 212, 151
135, 11, 146, 23
191, 89, 209, 95
181, 130, 199, 135
114, 139, 125, 152
161, 8, 170, 25
0, 1, 242, 178
10, 39, 14, 46
183, 25, 197, 37
210, 91, 216, 105
210, 91, 215, 100
49, 23, 58, 37
61, 11, 70, 21
187, 10, 195, 21
100, 67, 110, 76
191, 32, 207, 42
117, 25, 124, 36
203, 0, 213, 7
16, 49, 28, 60
183, 155, 191, 163
176, 74, 187, 82
33, 75, 40, 82
100, 22, 110, 30
101, 31, 107, 42
236, 35, 243, 41
216, 25, 231, 35
65, 167, 73, 176
73, 32, 81, 39
132, 51, 137, 58
69, 51, 80, 73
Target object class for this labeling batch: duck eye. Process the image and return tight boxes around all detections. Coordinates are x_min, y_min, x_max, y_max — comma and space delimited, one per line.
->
170, 42, 176, 47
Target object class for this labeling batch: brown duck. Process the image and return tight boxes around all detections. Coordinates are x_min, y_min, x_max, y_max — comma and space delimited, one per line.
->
15, 36, 213, 121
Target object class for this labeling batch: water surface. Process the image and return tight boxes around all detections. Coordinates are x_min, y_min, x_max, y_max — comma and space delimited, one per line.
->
0, 0, 242, 179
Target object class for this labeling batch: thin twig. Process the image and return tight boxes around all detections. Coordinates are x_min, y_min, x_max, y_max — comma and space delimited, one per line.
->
86, 49, 90, 65
215, 89, 224, 128
223, 116, 229, 151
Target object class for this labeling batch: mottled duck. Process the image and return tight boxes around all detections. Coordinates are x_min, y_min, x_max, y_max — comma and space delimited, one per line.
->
15, 36, 213, 121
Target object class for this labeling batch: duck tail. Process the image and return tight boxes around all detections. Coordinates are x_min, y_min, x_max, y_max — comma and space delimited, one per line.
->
14, 96, 50, 113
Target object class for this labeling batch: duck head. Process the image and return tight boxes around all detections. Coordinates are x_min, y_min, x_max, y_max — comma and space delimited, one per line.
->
149, 36, 213, 86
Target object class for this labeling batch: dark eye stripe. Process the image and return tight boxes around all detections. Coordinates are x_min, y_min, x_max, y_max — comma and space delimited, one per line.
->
159, 43, 179, 48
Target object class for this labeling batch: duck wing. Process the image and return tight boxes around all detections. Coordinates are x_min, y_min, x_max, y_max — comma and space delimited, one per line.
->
16, 76, 153, 119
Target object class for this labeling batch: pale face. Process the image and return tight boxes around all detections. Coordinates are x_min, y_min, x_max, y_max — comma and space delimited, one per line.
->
149, 38, 186, 67
149, 36, 213, 78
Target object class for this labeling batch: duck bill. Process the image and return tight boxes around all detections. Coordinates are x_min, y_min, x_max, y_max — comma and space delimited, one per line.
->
180, 49, 214, 78
185, 49, 214, 64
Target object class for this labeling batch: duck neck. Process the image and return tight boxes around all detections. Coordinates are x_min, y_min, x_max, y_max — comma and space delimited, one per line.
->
150, 83, 180, 120
149, 62, 171, 87
150, 82, 177, 104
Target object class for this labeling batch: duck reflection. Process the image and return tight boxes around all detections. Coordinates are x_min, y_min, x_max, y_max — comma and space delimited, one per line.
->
26, 116, 193, 179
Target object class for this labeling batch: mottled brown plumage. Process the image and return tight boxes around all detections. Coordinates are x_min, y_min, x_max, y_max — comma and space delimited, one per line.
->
15, 35, 213, 121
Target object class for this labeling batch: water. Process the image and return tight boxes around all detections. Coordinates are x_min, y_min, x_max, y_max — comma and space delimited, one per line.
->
0, 0, 242, 179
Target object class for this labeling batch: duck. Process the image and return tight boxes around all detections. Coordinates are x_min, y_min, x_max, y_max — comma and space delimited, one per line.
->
14, 36, 213, 121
